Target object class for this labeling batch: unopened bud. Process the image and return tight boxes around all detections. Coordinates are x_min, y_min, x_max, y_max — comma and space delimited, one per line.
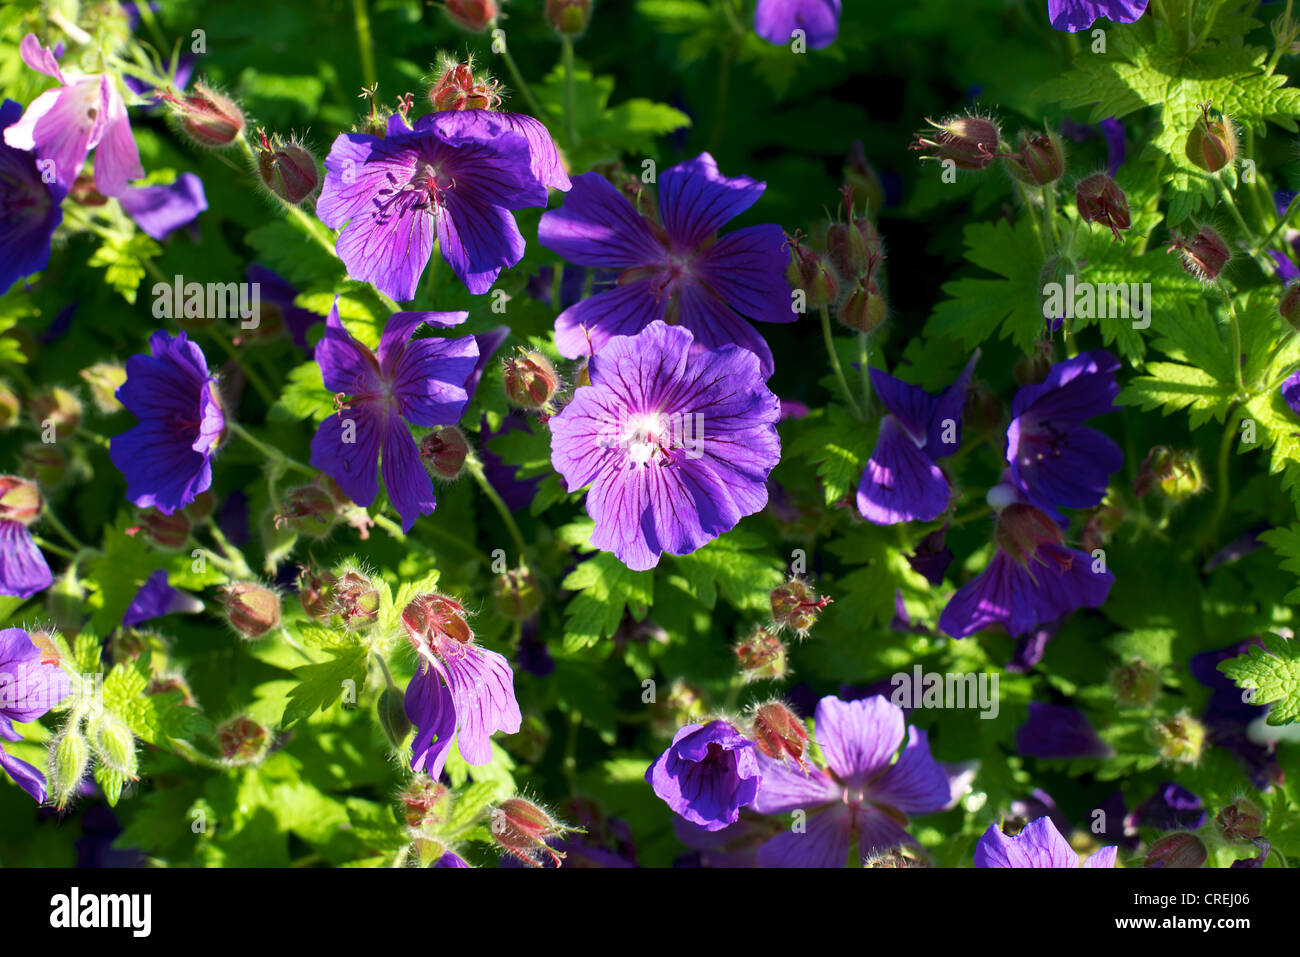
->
256, 131, 319, 205
545, 0, 593, 35
444, 0, 498, 31
750, 702, 810, 770
733, 627, 789, 682
785, 237, 839, 309
1005, 130, 1065, 186
20, 443, 67, 488
491, 797, 572, 867
963, 380, 1004, 433
297, 566, 337, 621
837, 277, 888, 334
30, 387, 82, 438
1145, 832, 1208, 869
222, 582, 281, 639
503, 352, 560, 411
769, 578, 832, 636
1076, 173, 1131, 241
1110, 659, 1161, 707
1280, 281, 1300, 330
332, 570, 381, 630
1133, 446, 1204, 501
1153, 711, 1206, 765
274, 484, 337, 538
47, 728, 90, 809
1015, 339, 1056, 386
1216, 798, 1264, 842
428, 59, 502, 112
92, 712, 137, 778
165, 83, 245, 148
419, 426, 470, 480
844, 141, 885, 215
399, 777, 451, 829
910, 114, 1000, 171
1185, 104, 1236, 174
826, 217, 883, 282
1168, 225, 1230, 282
129, 508, 192, 551
493, 568, 542, 620
378, 686, 413, 748
79, 363, 126, 414
217, 715, 269, 765
0, 475, 42, 524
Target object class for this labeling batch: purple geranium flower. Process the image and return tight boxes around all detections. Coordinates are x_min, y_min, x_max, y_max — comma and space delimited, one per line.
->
4, 34, 143, 197
538, 153, 793, 377
754, 0, 841, 49
1016, 701, 1114, 759
975, 816, 1117, 867
549, 321, 781, 571
110, 330, 225, 515
857, 353, 978, 524
308, 301, 478, 532
122, 569, 203, 628
1007, 350, 1122, 516
1133, 782, 1206, 831
1, 98, 65, 295
1284, 370, 1300, 419
401, 594, 521, 779
0, 476, 52, 599
646, 720, 760, 831
1047, 0, 1148, 33
317, 111, 559, 301
939, 498, 1114, 639
1, 626, 71, 802
749, 695, 951, 867
117, 172, 207, 240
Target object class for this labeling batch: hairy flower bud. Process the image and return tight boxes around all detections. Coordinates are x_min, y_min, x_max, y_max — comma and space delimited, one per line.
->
1076, 173, 1131, 240
491, 797, 573, 867
770, 577, 832, 636
910, 114, 1000, 171
963, 379, 1004, 433
128, 508, 192, 551
298, 566, 337, 621
844, 141, 885, 215
826, 216, 883, 282
48, 728, 90, 810
217, 715, 270, 765
92, 712, 138, 778
785, 236, 839, 309
1133, 446, 1204, 501
419, 425, 470, 480
30, 386, 82, 439
0, 474, 42, 525
274, 484, 338, 538
378, 686, 413, 748
400, 777, 452, 829
493, 567, 542, 620
545, 0, 593, 35
222, 582, 281, 639
1185, 104, 1236, 174
1153, 711, 1206, 765
750, 702, 810, 770
402, 592, 473, 654
1168, 225, 1230, 282
1014, 338, 1056, 386
1110, 658, 1161, 707
79, 362, 126, 414
444, 0, 498, 31
332, 570, 381, 630
1145, 832, 1208, 869
733, 627, 789, 682
1005, 130, 1065, 186
1216, 797, 1264, 842
503, 352, 560, 411
256, 130, 320, 205
428, 58, 502, 112
838, 277, 888, 333
165, 83, 245, 148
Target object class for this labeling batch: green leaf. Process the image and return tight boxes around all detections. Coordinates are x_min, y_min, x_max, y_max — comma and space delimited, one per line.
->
1260, 525, 1300, 603
1117, 361, 1236, 428
87, 234, 162, 304
1218, 632, 1300, 725
783, 404, 875, 507
671, 533, 783, 611
281, 647, 368, 729
270, 361, 336, 423
560, 552, 654, 653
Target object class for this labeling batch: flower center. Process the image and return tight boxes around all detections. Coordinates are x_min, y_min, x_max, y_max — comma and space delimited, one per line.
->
623, 412, 674, 467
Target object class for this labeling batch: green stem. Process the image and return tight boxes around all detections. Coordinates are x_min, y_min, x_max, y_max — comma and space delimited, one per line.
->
352, 0, 377, 89
496, 37, 551, 123
561, 36, 579, 150
31, 536, 77, 560
1041, 185, 1060, 250
204, 519, 255, 578
466, 454, 529, 562
206, 330, 277, 406
1215, 279, 1246, 396
705, 45, 733, 156
1256, 189, 1300, 255
373, 511, 491, 565
1267, 0, 1296, 74
819, 306, 864, 420
1207, 406, 1243, 548
227, 421, 316, 477
1215, 178, 1272, 273
857, 333, 872, 416
1015, 182, 1048, 259
133, 0, 170, 52
41, 507, 87, 551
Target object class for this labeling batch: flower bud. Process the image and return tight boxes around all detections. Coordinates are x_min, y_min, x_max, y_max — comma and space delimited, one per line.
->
444, 0, 498, 31
256, 130, 320, 205
428, 58, 502, 112
0, 475, 42, 525
1014, 338, 1055, 386
844, 141, 885, 215
1168, 225, 1230, 282
399, 776, 451, 829
165, 83, 245, 148
493, 567, 542, 620
1185, 104, 1235, 174
1005, 130, 1065, 186
750, 702, 810, 770
1133, 446, 1204, 501
91, 712, 138, 778
910, 114, 1000, 171
378, 685, 413, 748
274, 483, 338, 538
1076, 173, 1131, 240
867, 847, 931, 868
503, 352, 560, 411
47, 727, 90, 810
217, 715, 270, 765
837, 277, 888, 333
0, 381, 20, 429
994, 503, 1063, 565
332, 570, 381, 630
1280, 280, 1300, 331
769, 577, 832, 636
415, 427, 468, 482
30, 386, 82, 439
785, 237, 839, 309
297, 566, 337, 621
963, 379, 1004, 433
545, 0, 593, 35
491, 797, 572, 867
222, 582, 281, 639
1144, 832, 1208, 869
1216, 798, 1264, 842
826, 216, 883, 282
70, 173, 108, 206
733, 627, 789, 682
79, 362, 126, 414
402, 593, 473, 656
1110, 658, 1161, 707
128, 507, 192, 551
1153, 711, 1205, 765
20, 443, 67, 488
